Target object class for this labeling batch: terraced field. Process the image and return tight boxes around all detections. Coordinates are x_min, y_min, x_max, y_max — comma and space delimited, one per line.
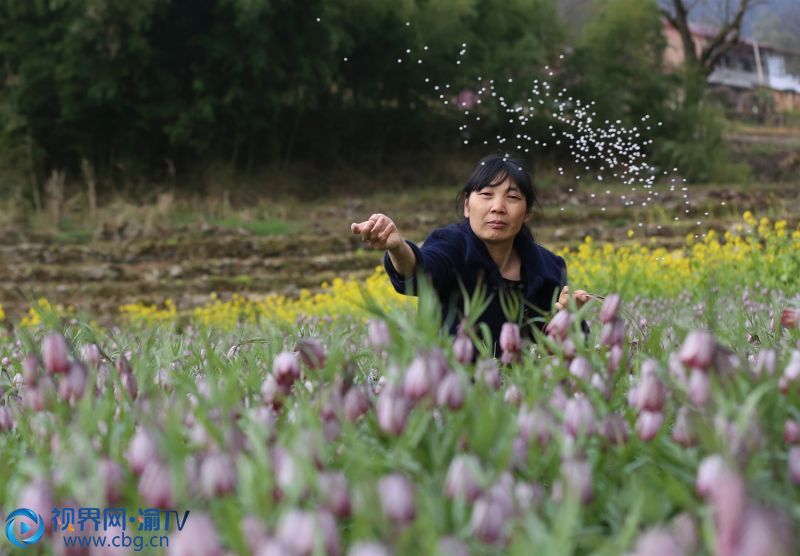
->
1, 182, 797, 321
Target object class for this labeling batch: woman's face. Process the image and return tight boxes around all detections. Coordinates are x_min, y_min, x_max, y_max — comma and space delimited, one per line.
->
463, 175, 531, 245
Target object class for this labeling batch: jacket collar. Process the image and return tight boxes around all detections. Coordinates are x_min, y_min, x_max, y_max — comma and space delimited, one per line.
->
457, 219, 560, 298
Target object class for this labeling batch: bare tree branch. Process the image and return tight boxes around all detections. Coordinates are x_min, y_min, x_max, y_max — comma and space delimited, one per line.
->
668, 0, 701, 67
666, 0, 762, 77
698, 0, 750, 70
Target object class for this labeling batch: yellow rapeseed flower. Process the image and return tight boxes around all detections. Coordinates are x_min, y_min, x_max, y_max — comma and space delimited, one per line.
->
11, 215, 798, 330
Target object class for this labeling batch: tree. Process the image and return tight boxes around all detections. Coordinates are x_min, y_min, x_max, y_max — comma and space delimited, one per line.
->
555, 0, 601, 40
0, 0, 567, 197
567, 0, 672, 124
659, 0, 766, 77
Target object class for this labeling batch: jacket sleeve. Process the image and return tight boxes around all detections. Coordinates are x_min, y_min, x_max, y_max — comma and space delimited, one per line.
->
383, 227, 464, 297
555, 255, 568, 289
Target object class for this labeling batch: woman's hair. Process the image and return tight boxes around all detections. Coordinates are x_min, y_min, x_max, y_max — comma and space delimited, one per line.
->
455, 153, 541, 224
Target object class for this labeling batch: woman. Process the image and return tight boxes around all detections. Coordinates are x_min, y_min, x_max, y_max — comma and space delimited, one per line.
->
351, 154, 589, 355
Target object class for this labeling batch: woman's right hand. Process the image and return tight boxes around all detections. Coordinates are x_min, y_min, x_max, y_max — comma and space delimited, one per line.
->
351, 213, 404, 251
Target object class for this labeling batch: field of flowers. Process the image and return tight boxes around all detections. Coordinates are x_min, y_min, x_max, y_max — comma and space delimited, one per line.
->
1, 213, 800, 555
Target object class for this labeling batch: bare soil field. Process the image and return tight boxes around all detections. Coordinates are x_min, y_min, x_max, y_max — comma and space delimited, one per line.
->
1, 182, 797, 321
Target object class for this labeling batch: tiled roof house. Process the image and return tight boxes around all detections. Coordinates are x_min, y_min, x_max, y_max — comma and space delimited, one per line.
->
663, 19, 800, 114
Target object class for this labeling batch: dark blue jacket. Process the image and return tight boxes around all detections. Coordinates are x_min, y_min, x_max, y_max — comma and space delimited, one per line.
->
383, 219, 568, 355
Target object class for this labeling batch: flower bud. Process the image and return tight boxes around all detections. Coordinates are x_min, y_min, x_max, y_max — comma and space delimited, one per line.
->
514, 481, 545, 512
271, 446, 297, 494
253, 538, 292, 555
688, 368, 710, 406
453, 335, 474, 365
167, 512, 223, 556
784, 419, 800, 445
343, 386, 370, 422
708, 467, 746, 555
378, 474, 415, 526
294, 338, 326, 370
511, 435, 529, 469
138, 461, 174, 509
477, 359, 501, 390
444, 454, 483, 503
732, 505, 795, 556
517, 405, 554, 447
600, 319, 627, 348
127, 427, 160, 475
81, 343, 102, 369
629, 528, 684, 556
376, 385, 410, 435
607, 344, 623, 373
273, 352, 301, 387
789, 447, 800, 485
670, 513, 698, 555
781, 307, 800, 329
672, 407, 696, 447
562, 338, 577, 361
696, 454, 727, 498
241, 516, 269, 554
545, 310, 571, 342
437, 538, 469, 556
116, 354, 132, 376
590, 373, 610, 398
549, 384, 568, 412
600, 293, 621, 323
367, 320, 391, 350
275, 511, 317, 556
99, 458, 125, 504
599, 413, 628, 446
262, 373, 289, 410
633, 367, 666, 412
436, 373, 465, 410
23, 379, 53, 412
200, 452, 237, 498
18, 480, 55, 534
636, 410, 663, 441
678, 330, 715, 370
403, 356, 431, 402
504, 384, 522, 406
426, 348, 450, 386
753, 348, 777, 377
0, 405, 15, 431
119, 370, 138, 401
561, 458, 592, 504
22, 354, 41, 386
564, 396, 595, 437
59, 361, 87, 402
319, 472, 351, 518
668, 352, 688, 387
783, 350, 800, 386
568, 356, 593, 382
499, 322, 521, 361
470, 495, 506, 545
348, 542, 391, 556
43, 333, 70, 374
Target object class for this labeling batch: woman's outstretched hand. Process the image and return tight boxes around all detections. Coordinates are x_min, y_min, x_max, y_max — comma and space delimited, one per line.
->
352, 213, 417, 278
555, 286, 590, 312
351, 213, 404, 251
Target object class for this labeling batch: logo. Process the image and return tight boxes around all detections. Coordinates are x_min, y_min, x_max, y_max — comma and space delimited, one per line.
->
5, 508, 45, 548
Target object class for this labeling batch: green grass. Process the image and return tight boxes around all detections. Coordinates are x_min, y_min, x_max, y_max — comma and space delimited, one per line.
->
51, 217, 93, 244
210, 216, 294, 236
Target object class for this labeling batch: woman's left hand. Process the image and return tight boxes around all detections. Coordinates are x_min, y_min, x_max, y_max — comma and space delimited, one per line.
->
555, 286, 590, 312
